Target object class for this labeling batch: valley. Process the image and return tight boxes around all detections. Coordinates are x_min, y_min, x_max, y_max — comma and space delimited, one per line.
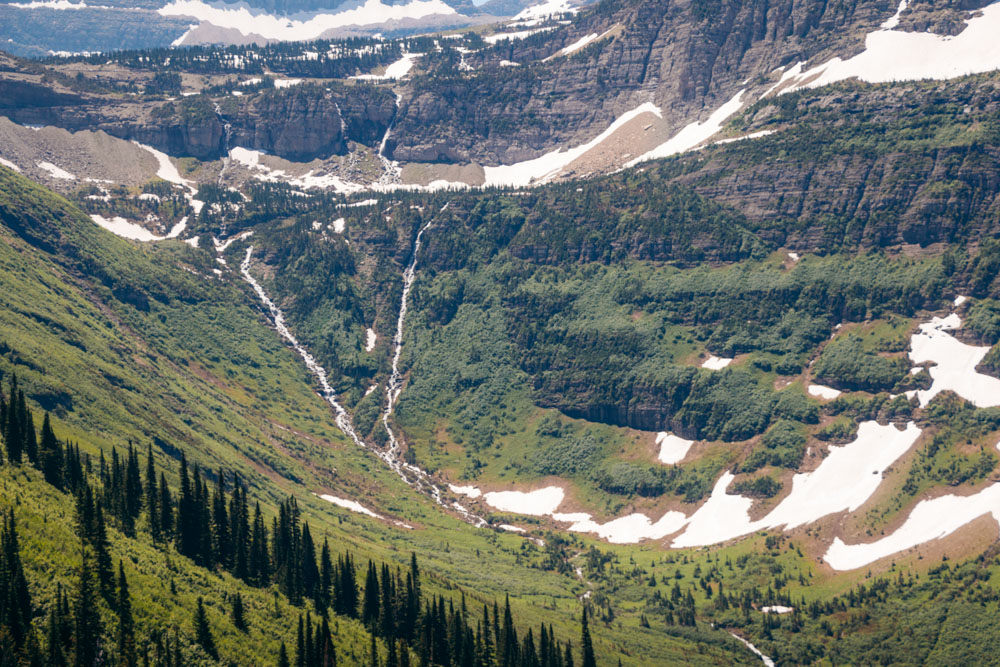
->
3, 0, 1000, 664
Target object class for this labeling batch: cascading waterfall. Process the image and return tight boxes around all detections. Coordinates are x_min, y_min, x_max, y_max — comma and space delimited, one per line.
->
376, 93, 403, 186
213, 100, 235, 236
240, 235, 486, 526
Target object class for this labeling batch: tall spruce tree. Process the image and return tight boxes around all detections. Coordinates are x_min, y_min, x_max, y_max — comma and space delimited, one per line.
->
116, 561, 137, 667
580, 608, 596, 667
194, 597, 219, 660
74, 547, 102, 667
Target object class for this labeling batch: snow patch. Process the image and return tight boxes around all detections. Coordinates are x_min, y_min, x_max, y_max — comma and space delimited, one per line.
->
702, 355, 733, 370
0, 157, 21, 172
37, 161, 75, 180
449, 484, 482, 499
365, 327, 376, 352
158, 0, 457, 42
484, 102, 662, 187
656, 432, 694, 465
318, 494, 381, 519
483, 487, 565, 515
909, 313, 1000, 407
824, 483, 1000, 570
775, 2, 1000, 93
808, 384, 842, 400
627, 90, 746, 166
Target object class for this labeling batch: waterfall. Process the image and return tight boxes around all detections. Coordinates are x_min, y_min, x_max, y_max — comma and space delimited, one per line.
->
240, 239, 486, 526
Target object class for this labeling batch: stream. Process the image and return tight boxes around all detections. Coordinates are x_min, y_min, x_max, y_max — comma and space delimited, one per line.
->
239, 209, 486, 526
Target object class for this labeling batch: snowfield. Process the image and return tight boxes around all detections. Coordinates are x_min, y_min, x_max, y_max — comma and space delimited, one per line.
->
37, 161, 75, 180
656, 432, 694, 465
627, 90, 746, 166
471, 421, 921, 550
824, 484, 1000, 570
807, 384, 842, 400
484, 102, 662, 187
317, 493, 381, 519
909, 313, 1000, 407
159, 0, 457, 42
483, 487, 565, 515
702, 355, 733, 370
770, 0, 1000, 94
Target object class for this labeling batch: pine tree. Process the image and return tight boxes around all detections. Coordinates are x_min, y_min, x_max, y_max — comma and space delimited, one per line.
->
212, 470, 230, 570
193, 597, 219, 660
46, 603, 67, 667
563, 641, 574, 667
231, 592, 247, 632
580, 608, 596, 667
317, 539, 333, 614
116, 561, 137, 667
0, 511, 32, 650
124, 444, 142, 529
158, 472, 172, 542
277, 642, 290, 667
39, 413, 64, 489
5, 375, 22, 463
74, 547, 102, 667
369, 632, 379, 667
362, 561, 380, 629
92, 505, 114, 601
300, 524, 319, 604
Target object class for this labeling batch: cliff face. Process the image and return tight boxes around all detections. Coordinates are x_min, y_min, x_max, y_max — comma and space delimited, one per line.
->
1, 78, 395, 161
227, 87, 396, 161
389, 0, 902, 164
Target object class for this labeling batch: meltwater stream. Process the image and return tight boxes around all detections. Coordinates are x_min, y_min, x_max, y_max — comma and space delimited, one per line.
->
240, 215, 486, 526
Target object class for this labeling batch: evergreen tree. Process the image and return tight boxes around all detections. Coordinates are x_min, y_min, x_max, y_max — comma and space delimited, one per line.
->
563, 641, 574, 667
46, 603, 67, 667
39, 413, 64, 489
193, 597, 219, 660
317, 539, 333, 614
116, 561, 137, 667
5, 375, 22, 463
74, 548, 102, 667
231, 592, 247, 632
124, 444, 142, 529
362, 561, 380, 629
93, 505, 114, 601
0, 511, 32, 651
212, 470, 230, 570
580, 609, 596, 667
158, 473, 173, 542
278, 642, 290, 667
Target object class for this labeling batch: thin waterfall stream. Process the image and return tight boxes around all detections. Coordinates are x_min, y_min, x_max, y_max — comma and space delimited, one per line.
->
240, 207, 486, 526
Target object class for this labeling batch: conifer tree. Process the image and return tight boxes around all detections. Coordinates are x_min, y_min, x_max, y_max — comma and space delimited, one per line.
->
1, 511, 32, 650
232, 592, 247, 632
580, 608, 596, 667
278, 642, 290, 667
39, 413, 63, 489
145, 446, 159, 541
158, 472, 173, 542
362, 561, 379, 629
74, 547, 102, 667
92, 505, 114, 601
5, 375, 22, 464
193, 597, 219, 660
116, 561, 137, 667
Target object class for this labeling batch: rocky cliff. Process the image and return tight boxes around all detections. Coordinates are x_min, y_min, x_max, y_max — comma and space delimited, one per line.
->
389, 0, 905, 164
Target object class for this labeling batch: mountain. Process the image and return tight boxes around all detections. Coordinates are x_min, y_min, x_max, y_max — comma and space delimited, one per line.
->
4, 0, 1000, 664
0, 0, 570, 57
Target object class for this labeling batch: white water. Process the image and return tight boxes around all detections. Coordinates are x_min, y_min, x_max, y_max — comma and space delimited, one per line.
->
729, 632, 776, 667
241, 230, 487, 525
377, 94, 403, 187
